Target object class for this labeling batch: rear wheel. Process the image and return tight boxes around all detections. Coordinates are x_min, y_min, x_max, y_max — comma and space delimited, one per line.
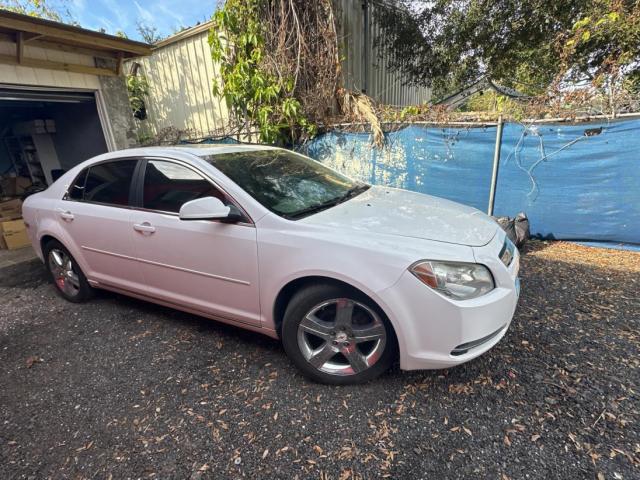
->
43, 240, 94, 302
281, 284, 397, 384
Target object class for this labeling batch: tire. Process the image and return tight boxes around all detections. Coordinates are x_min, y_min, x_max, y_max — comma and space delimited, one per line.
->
281, 283, 397, 385
43, 239, 94, 303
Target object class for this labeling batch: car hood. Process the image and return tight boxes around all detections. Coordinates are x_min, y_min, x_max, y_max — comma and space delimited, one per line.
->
299, 186, 498, 247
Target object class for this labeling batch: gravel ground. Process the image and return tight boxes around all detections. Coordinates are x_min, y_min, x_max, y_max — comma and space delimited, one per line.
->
0, 240, 638, 479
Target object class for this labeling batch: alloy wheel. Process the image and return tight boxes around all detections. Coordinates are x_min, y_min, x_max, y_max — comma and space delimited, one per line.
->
48, 248, 81, 297
297, 298, 387, 376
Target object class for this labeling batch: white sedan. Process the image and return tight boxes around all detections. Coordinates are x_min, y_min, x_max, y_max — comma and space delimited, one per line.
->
22, 145, 520, 384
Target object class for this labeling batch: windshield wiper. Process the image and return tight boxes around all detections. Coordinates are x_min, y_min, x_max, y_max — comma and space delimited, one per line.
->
286, 184, 370, 220
342, 183, 370, 200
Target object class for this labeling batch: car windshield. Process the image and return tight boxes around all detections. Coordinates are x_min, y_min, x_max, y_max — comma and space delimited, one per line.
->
201, 149, 369, 219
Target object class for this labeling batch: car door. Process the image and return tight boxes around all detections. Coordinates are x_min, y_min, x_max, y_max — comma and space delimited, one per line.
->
130, 158, 261, 326
57, 158, 146, 291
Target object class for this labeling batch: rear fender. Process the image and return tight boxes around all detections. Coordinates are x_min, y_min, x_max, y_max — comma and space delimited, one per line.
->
36, 216, 91, 278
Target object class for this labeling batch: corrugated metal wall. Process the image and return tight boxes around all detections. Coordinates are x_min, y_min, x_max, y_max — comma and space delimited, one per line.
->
128, 0, 430, 139
337, 0, 431, 106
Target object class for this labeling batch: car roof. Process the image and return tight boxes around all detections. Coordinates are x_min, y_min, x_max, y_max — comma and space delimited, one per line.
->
104, 143, 279, 159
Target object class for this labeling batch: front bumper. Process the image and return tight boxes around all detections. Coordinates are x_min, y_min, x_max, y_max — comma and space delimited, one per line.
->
378, 232, 520, 370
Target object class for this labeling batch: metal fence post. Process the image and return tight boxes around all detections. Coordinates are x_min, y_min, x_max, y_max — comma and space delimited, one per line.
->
487, 116, 504, 216
362, 0, 370, 95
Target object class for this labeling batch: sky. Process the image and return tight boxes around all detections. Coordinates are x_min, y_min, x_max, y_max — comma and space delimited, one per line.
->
66, 0, 220, 41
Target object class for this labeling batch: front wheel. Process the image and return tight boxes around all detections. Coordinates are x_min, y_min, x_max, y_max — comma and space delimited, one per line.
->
281, 284, 397, 384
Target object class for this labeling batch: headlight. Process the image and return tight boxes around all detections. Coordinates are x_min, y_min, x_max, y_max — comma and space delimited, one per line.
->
409, 261, 494, 300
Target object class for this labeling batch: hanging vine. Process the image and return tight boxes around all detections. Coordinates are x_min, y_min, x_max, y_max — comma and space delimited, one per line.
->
209, 0, 339, 145
126, 73, 150, 120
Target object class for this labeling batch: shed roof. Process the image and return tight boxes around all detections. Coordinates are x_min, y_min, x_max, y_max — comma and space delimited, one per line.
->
0, 10, 151, 76
152, 21, 213, 50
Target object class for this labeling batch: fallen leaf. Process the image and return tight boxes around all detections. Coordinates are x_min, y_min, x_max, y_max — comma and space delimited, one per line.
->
340, 469, 352, 480
26, 356, 42, 368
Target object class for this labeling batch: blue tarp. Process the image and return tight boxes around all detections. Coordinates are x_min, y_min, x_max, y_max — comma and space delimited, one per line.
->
302, 118, 640, 245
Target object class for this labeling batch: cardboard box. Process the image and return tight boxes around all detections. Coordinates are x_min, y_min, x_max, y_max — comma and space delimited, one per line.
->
0, 219, 30, 250
0, 177, 32, 196
0, 198, 23, 220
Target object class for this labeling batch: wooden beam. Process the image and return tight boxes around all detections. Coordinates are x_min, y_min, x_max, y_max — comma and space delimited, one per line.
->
0, 32, 119, 59
30, 38, 120, 59
0, 14, 150, 56
0, 53, 116, 76
23, 33, 44, 42
15, 31, 23, 64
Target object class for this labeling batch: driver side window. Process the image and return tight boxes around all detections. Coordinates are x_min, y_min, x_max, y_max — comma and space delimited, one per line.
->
142, 160, 226, 214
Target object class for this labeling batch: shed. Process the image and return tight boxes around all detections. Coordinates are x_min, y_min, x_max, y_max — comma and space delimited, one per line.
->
128, 0, 431, 141
0, 10, 151, 190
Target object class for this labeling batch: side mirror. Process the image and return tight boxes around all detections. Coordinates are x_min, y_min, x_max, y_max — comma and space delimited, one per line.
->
179, 197, 233, 221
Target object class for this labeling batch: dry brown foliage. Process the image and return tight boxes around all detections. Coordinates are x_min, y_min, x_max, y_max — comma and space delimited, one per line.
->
261, 0, 341, 123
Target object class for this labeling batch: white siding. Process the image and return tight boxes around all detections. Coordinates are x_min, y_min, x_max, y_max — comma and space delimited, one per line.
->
130, 31, 229, 139
0, 40, 100, 90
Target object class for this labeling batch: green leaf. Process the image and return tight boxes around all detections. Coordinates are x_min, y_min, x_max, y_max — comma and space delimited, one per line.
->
607, 12, 619, 22
573, 17, 591, 30
208, 0, 316, 145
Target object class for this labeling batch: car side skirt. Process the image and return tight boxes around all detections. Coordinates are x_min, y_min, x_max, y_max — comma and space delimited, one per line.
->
91, 280, 279, 340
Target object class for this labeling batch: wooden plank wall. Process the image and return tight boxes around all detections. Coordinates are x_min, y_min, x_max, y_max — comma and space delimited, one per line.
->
0, 40, 101, 90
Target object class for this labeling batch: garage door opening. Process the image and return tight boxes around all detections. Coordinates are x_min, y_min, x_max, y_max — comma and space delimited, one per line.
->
0, 87, 109, 194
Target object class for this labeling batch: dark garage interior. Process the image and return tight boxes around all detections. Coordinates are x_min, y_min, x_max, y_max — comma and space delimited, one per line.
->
0, 87, 108, 193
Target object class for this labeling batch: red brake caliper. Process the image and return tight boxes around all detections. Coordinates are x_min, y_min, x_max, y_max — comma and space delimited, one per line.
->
56, 277, 65, 289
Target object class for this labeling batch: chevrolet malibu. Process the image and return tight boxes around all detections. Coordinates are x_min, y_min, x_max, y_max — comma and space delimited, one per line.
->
22, 145, 520, 384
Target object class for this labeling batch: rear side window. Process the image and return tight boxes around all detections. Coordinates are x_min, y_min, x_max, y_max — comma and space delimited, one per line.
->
67, 169, 88, 200
82, 160, 137, 206
142, 160, 225, 213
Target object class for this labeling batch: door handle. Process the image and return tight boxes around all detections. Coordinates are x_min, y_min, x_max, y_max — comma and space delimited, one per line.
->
133, 222, 156, 234
56, 208, 74, 221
